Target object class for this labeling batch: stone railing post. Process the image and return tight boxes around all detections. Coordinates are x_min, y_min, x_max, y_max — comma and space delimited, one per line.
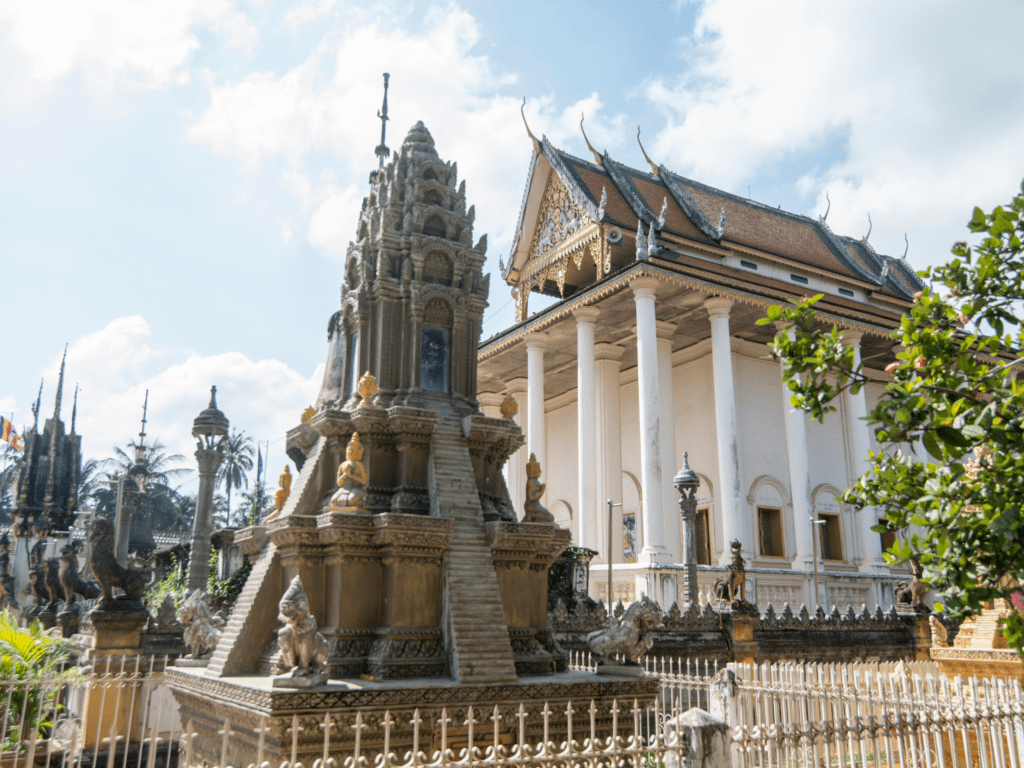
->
710, 667, 739, 726
670, 708, 731, 768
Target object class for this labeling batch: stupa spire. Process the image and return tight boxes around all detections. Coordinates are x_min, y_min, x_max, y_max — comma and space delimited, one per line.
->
374, 73, 391, 169
32, 379, 43, 431
52, 344, 67, 422
70, 385, 78, 435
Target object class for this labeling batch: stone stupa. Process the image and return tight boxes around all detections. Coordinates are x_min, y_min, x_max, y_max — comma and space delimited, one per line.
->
168, 79, 657, 765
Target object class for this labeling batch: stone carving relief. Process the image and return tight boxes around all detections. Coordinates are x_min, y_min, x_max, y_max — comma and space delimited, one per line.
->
529, 173, 587, 264
179, 590, 225, 659
585, 595, 663, 665
275, 576, 329, 688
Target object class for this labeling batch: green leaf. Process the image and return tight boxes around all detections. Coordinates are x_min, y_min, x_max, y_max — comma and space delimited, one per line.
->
962, 425, 986, 440
766, 305, 783, 321
936, 425, 972, 447
923, 430, 944, 460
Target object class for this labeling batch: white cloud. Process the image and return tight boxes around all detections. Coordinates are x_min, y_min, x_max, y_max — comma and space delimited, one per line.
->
186, 7, 625, 268
0, 0, 256, 91
32, 317, 320, 488
645, 0, 1024, 262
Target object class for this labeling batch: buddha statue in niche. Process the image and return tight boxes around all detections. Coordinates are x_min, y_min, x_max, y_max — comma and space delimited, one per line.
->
331, 432, 368, 511
523, 452, 555, 524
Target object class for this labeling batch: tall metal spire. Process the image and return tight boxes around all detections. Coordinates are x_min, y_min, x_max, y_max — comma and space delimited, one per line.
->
70, 385, 79, 435
374, 73, 391, 169
137, 390, 149, 453
32, 379, 43, 431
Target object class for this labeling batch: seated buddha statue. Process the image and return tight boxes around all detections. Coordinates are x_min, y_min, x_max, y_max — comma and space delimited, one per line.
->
330, 432, 368, 511
523, 452, 555, 524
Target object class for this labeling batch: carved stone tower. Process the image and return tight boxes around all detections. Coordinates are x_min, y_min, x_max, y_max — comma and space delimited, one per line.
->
317, 121, 490, 413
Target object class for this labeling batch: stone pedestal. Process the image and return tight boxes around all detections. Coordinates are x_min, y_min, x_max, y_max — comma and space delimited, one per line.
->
168, 669, 659, 768
80, 608, 151, 749
721, 603, 760, 665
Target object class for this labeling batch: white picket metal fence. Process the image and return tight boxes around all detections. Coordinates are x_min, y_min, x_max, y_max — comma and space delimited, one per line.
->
7, 653, 1022, 768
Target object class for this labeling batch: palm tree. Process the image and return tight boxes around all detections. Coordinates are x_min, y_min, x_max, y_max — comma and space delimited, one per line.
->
100, 438, 192, 487
215, 430, 254, 523
76, 458, 104, 511
240, 482, 270, 527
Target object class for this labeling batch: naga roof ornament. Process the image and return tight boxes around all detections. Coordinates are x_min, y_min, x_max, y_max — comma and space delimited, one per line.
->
520, 98, 542, 155
636, 125, 659, 177
580, 114, 603, 166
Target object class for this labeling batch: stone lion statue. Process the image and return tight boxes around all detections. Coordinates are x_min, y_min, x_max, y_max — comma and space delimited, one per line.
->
179, 590, 225, 659
88, 518, 152, 609
586, 595, 663, 665
713, 539, 747, 604
277, 576, 329, 678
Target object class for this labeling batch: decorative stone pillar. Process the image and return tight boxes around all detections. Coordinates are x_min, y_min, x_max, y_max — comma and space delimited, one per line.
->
595, 344, 625, 564
776, 323, 814, 567
631, 277, 668, 564
843, 330, 886, 571
525, 333, 548, 503
657, 320, 681, 563
186, 388, 229, 592
574, 308, 600, 551
505, 378, 529, 518
705, 297, 743, 565
674, 453, 700, 605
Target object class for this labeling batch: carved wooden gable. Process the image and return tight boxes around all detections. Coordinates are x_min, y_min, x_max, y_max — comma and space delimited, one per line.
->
526, 172, 590, 270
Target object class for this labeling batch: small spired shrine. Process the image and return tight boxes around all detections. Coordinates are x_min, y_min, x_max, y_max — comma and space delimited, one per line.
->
168, 77, 658, 766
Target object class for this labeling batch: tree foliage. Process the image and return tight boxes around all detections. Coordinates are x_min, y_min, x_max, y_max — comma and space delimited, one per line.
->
215, 430, 254, 520
763, 181, 1024, 651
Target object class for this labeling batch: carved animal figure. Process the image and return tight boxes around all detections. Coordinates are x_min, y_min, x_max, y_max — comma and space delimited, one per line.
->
179, 590, 224, 658
29, 567, 49, 607
88, 518, 151, 608
713, 539, 747, 603
45, 558, 65, 609
0, 537, 18, 611
895, 556, 927, 608
59, 542, 101, 604
585, 595, 663, 665
277, 576, 329, 676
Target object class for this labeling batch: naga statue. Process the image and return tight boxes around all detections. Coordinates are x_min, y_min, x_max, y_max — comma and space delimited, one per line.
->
523, 453, 555, 523
179, 590, 225, 659
0, 535, 18, 611
275, 576, 329, 687
329, 433, 368, 511
586, 595, 663, 667
88, 518, 152, 610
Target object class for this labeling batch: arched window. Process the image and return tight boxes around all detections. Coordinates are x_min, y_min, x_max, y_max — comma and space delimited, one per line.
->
423, 214, 446, 238
421, 298, 453, 393
423, 168, 437, 181
423, 188, 443, 207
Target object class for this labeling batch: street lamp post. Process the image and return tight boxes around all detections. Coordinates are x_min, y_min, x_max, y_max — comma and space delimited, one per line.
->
674, 452, 701, 606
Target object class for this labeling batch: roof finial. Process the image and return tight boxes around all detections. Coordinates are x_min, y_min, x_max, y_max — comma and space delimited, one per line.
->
138, 389, 149, 448
374, 73, 391, 169
637, 125, 659, 177
70, 385, 78, 435
822, 191, 831, 222
902, 233, 909, 261
862, 213, 873, 243
635, 220, 649, 261
520, 98, 541, 154
580, 113, 603, 165
52, 344, 67, 421
32, 379, 43, 430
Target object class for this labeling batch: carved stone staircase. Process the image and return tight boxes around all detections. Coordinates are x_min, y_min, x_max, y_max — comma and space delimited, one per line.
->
205, 541, 280, 677
430, 405, 518, 685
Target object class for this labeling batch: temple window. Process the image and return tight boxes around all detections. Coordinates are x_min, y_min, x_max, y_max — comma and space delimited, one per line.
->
423, 168, 437, 181
423, 188, 443, 207
757, 507, 784, 557
695, 508, 712, 565
421, 327, 449, 392
818, 513, 844, 561
423, 251, 453, 286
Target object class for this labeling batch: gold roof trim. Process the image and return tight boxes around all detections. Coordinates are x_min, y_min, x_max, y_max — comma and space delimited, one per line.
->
522, 223, 600, 283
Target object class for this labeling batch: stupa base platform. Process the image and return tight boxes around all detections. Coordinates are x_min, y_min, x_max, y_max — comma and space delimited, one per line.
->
166, 668, 659, 766
932, 647, 1024, 682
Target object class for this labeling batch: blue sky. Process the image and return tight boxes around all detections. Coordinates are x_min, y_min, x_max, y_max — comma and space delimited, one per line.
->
3, 0, 1024, 483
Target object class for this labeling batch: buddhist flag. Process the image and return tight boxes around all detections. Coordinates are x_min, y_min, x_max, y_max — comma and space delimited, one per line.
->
0, 417, 22, 451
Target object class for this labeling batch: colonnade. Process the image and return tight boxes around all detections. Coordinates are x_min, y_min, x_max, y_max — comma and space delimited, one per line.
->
503, 275, 886, 590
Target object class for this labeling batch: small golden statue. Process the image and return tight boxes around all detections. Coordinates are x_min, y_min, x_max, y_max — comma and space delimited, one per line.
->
264, 466, 292, 523
300, 406, 316, 425
357, 372, 378, 406
330, 433, 368, 511
523, 452, 554, 523
500, 393, 519, 419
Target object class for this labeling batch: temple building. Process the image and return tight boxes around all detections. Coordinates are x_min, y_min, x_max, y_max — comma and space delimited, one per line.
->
476, 120, 922, 611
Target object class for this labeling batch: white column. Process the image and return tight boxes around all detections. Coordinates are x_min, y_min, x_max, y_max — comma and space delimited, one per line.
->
657, 320, 681, 563
574, 308, 600, 551
631, 277, 668, 564
776, 323, 815, 566
525, 333, 548, 503
505, 378, 529, 518
595, 343, 625, 565
843, 330, 886, 571
705, 297, 744, 565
